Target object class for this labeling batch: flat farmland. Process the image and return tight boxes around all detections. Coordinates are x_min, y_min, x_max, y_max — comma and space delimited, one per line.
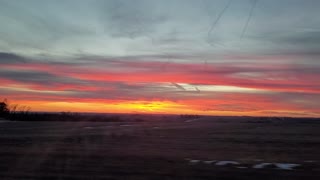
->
0, 116, 319, 179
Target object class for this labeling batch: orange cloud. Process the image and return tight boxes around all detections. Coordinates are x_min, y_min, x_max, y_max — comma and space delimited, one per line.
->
1, 58, 320, 117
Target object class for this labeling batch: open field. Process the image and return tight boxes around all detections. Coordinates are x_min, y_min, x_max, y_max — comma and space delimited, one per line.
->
0, 116, 320, 179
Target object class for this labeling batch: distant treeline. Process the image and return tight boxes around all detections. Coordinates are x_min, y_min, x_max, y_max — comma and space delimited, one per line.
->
1, 108, 119, 122
0, 99, 131, 122
1, 110, 147, 122
1, 99, 198, 122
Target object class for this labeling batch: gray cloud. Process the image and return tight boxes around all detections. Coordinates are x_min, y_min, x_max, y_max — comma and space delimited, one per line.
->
0, 52, 26, 63
265, 30, 320, 49
0, 70, 72, 85
99, 0, 166, 39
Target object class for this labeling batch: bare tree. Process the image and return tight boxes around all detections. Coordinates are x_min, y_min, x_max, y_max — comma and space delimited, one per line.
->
0, 99, 10, 117
9, 104, 19, 115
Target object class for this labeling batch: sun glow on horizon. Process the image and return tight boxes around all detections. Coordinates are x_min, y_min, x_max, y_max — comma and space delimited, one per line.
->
15, 100, 189, 114
4, 99, 318, 118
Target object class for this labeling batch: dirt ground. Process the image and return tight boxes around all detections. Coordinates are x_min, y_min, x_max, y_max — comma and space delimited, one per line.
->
0, 116, 319, 179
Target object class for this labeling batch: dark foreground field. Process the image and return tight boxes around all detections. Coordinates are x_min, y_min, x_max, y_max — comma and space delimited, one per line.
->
0, 116, 320, 179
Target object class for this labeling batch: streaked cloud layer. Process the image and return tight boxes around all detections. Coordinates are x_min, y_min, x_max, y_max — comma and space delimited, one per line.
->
0, 0, 320, 117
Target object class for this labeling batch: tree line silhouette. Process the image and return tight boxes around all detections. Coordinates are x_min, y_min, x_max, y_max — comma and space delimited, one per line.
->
0, 99, 124, 122
1, 99, 204, 122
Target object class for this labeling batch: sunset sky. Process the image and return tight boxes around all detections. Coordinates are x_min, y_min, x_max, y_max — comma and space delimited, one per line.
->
0, 0, 320, 117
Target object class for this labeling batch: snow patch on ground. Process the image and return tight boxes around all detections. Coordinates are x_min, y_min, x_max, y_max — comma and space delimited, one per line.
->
203, 160, 217, 164
184, 158, 305, 170
253, 163, 300, 170
189, 160, 201, 164
275, 163, 301, 170
215, 161, 240, 166
253, 163, 273, 169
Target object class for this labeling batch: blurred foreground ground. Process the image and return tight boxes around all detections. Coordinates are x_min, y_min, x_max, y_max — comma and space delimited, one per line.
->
0, 116, 319, 179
